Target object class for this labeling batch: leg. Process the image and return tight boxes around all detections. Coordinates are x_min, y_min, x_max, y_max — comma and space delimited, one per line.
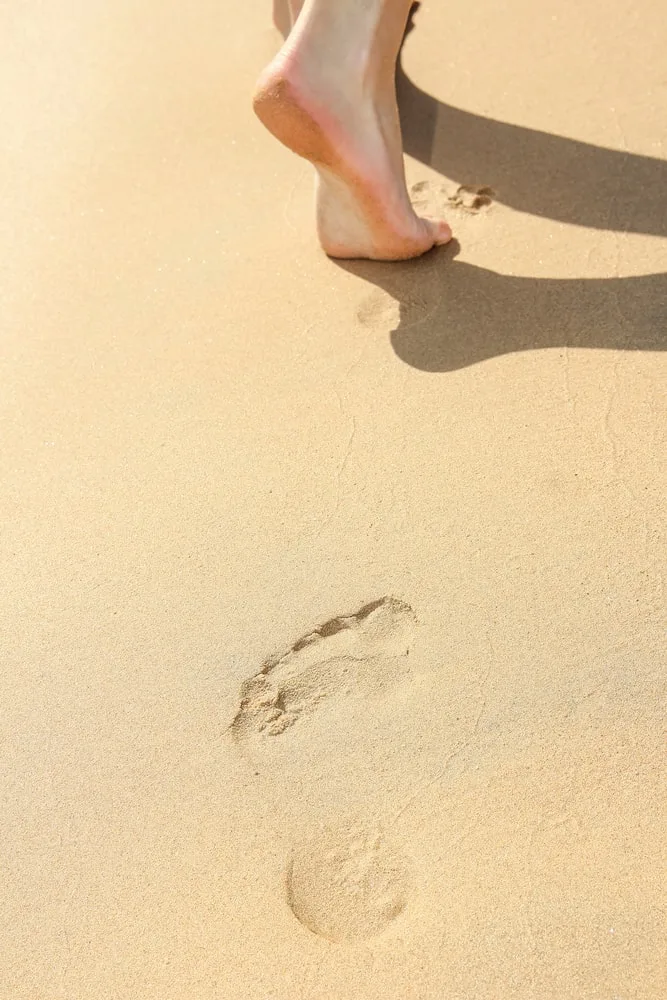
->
288, 0, 306, 23
272, 0, 292, 38
272, 0, 307, 39
256, 0, 451, 260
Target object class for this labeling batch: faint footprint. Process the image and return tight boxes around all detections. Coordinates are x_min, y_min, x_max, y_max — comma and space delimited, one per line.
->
356, 290, 400, 329
230, 597, 416, 742
354, 226, 444, 333
286, 824, 411, 941
448, 183, 495, 213
409, 178, 448, 218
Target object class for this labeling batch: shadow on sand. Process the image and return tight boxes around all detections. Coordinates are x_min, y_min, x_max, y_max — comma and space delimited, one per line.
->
338, 4, 667, 371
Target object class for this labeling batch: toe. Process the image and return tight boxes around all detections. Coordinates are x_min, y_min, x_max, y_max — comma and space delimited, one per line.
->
431, 219, 453, 246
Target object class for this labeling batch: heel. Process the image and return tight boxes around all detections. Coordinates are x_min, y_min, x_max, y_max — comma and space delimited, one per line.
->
253, 67, 335, 167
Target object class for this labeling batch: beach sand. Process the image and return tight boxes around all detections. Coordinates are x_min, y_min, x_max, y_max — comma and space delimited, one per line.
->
2, 0, 666, 996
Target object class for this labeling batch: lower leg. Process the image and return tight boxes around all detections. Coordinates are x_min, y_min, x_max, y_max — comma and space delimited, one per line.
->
257, 0, 451, 260
288, 0, 306, 22
272, 0, 306, 38
272, 0, 291, 38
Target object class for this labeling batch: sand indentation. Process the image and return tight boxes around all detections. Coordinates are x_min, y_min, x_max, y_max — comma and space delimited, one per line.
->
410, 179, 495, 215
448, 184, 495, 213
286, 826, 410, 941
355, 279, 438, 332
409, 178, 447, 217
355, 289, 400, 328
230, 597, 416, 741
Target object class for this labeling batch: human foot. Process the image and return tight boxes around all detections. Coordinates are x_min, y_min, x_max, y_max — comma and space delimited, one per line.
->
254, 1, 452, 260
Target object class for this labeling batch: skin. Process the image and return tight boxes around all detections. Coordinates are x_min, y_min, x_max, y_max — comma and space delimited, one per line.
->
255, 0, 452, 260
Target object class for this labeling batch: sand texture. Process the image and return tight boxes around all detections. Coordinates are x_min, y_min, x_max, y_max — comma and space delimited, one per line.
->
1, 0, 666, 997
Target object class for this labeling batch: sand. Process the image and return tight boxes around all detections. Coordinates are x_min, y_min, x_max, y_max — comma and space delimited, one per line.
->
2, 0, 666, 996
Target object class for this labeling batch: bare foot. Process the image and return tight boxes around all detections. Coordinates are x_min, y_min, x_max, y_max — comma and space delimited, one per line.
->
254, 1, 452, 261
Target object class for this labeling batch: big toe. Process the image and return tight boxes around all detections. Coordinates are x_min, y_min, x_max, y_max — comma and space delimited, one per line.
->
430, 219, 453, 246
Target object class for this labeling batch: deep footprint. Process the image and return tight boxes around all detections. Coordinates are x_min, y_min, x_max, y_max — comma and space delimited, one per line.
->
230, 597, 416, 741
410, 179, 495, 215
448, 184, 495, 213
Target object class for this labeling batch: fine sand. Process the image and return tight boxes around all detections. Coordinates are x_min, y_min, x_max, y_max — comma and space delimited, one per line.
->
2, 1, 666, 997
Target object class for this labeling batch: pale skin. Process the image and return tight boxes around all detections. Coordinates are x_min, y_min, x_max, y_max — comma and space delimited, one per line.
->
254, 0, 453, 260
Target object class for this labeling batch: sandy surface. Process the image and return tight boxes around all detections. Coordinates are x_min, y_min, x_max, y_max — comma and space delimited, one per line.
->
2, 0, 666, 997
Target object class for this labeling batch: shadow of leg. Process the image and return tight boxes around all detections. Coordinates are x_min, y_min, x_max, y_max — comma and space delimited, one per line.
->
397, 4, 667, 237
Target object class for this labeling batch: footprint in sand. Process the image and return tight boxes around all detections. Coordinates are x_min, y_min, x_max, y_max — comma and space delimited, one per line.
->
354, 259, 441, 332
409, 178, 446, 216
229, 597, 416, 741
448, 183, 495, 213
356, 281, 439, 332
355, 289, 401, 329
410, 178, 495, 215
286, 824, 411, 941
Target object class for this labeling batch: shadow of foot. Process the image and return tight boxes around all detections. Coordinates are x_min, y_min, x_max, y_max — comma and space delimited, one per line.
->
341, 242, 667, 371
